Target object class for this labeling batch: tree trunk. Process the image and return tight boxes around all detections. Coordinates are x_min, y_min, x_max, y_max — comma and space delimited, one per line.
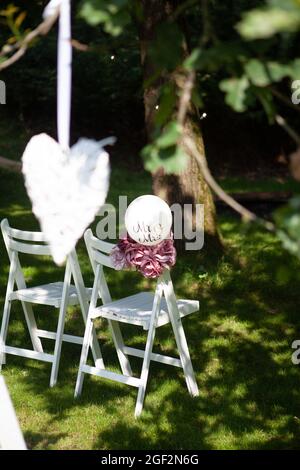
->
137, 0, 222, 251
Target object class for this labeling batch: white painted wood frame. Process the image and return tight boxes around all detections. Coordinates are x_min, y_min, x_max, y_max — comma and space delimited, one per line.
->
0, 219, 103, 387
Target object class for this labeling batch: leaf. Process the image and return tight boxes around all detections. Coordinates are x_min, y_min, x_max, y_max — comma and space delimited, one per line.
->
219, 76, 249, 112
80, 0, 130, 36
15, 11, 26, 28
156, 122, 182, 148
245, 59, 294, 87
142, 143, 188, 174
290, 58, 300, 80
254, 87, 276, 123
183, 43, 248, 73
7, 35, 17, 44
245, 59, 270, 86
267, 61, 292, 81
80, 2, 109, 26
154, 84, 177, 128
183, 48, 202, 71
103, 10, 131, 36
0, 5, 19, 18
237, 5, 300, 39
191, 88, 204, 108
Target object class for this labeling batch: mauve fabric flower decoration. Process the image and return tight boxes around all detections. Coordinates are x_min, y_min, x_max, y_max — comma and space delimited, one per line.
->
110, 233, 176, 278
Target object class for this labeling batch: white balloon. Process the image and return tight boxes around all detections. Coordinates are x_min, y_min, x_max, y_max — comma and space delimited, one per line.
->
22, 133, 111, 265
125, 195, 172, 246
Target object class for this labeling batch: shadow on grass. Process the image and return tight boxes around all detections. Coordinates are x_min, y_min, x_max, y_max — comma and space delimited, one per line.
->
24, 429, 67, 451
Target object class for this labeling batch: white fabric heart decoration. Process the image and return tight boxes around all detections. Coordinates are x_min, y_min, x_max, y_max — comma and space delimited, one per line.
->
22, 133, 112, 265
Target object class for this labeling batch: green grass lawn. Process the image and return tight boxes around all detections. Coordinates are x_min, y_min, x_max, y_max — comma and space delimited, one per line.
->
217, 176, 300, 194
0, 120, 300, 449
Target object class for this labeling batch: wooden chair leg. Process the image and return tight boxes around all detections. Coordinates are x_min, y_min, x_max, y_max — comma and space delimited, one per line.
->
0, 298, 12, 370
21, 302, 43, 353
162, 271, 199, 397
109, 320, 132, 376
135, 321, 156, 418
74, 315, 94, 398
13, 256, 43, 354
171, 318, 199, 397
135, 283, 163, 418
68, 250, 104, 368
96, 264, 132, 374
0, 252, 18, 369
50, 262, 71, 387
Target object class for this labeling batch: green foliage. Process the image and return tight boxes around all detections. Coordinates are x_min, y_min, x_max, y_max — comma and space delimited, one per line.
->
79, 0, 131, 36
253, 87, 276, 122
153, 83, 177, 128
218, 54, 300, 116
0, 3, 28, 44
237, 0, 300, 39
1, 0, 300, 182
274, 196, 300, 259
183, 47, 202, 71
220, 76, 250, 112
2, 0, 299, 177
244, 59, 300, 86
0, 1, 144, 140
155, 121, 181, 148
183, 42, 249, 73
142, 122, 189, 174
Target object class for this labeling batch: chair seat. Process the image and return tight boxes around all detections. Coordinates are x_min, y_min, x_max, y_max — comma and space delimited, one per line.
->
9, 282, 92, 308
90, 292, 199, 330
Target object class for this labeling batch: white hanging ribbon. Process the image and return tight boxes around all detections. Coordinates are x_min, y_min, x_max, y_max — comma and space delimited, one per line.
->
57, 0, 72, 150
44, 0, 72, 150
22, 1, 112, 265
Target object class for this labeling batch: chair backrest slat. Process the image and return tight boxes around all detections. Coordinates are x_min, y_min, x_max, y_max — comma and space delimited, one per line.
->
91, 248, 114, 269
88, 235, 115, 254
5, 225, 46, 242
7, 239, 52, 256
84, 229, 116, 270
1, 219, 52, 256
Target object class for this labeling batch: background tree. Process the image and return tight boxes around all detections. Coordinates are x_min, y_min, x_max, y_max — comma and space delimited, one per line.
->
136, 0, 220, 248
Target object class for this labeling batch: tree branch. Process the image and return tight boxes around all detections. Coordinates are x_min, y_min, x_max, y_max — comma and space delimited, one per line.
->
0, 8, 60, 173
177, 70, 195, 125
183, 136, 275, 231
0, 157, 21, 173
177, 68, 275, 232
270, 86, 300, 114
0, 7, 59, 72
275, 114, 300, 145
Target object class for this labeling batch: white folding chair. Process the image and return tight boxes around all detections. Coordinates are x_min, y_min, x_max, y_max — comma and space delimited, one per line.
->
75, 229, 199, 417
0, 219, 103, 387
